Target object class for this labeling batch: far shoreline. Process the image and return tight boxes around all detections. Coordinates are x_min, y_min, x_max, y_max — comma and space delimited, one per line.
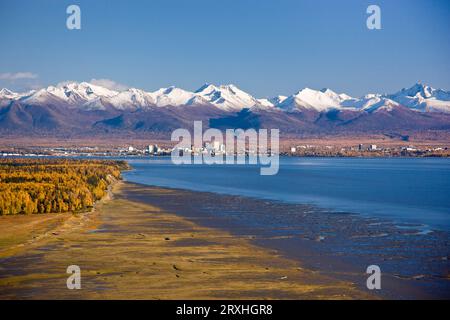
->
0, 134, 449, 158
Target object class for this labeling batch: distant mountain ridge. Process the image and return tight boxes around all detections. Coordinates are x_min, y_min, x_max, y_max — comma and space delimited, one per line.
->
1, 81, 450, 138
2, 81, 450, 113
0, 82, 261, 111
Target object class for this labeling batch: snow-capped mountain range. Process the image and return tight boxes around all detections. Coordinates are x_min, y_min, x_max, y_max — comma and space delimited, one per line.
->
2, 81, 450, 138
1, 81, 450, 114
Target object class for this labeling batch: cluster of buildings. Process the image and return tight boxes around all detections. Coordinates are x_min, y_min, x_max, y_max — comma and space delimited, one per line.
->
120, 144, 171, 156
287, 143, 449, 157
123, 142, 235, 156
2, 142, 448, 158
173, 141, 228, 157
358, 144, 378, 151
1, 142, 260, 157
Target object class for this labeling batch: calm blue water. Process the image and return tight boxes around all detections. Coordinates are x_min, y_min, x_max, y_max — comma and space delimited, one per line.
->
123, 157, 450, 230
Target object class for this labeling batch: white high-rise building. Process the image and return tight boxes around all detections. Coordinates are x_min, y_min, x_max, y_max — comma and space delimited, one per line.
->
213, 141, 221, 152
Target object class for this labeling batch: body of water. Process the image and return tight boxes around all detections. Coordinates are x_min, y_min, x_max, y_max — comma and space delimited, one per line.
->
123, 157, 450, 230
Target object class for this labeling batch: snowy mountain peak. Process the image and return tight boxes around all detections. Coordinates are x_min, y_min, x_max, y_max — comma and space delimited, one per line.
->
319, 88, 335, 94
150, 86, 196, 107
278, 87, 349, 111
387, 83, 450, 113
0, 88, 14, 95
62, 81, 118, 98
269, 96, 287, 105
397, 83, 434, 98
108, 88, 156, 110
195, 83, 217, 94
195, 83, 259, 110
0, 88, 17, 99
340, 94, 399, 112
3, 81, 450, 114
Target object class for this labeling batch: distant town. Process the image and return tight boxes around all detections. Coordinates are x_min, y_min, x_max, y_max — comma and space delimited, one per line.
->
1, 142, 449, 158
285, 143, 450, 157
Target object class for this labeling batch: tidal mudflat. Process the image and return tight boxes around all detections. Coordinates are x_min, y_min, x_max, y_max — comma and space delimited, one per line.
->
121, 182, 450, 299
0, 182, 371, 299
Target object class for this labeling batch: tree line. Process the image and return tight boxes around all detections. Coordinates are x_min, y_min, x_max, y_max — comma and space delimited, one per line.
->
0, 158, 129, 215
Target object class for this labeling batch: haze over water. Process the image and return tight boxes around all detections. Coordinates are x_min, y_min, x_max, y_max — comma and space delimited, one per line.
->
123, 157, 450, 230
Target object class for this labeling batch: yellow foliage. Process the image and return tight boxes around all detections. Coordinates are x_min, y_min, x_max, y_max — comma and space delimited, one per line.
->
0, 158, 128, 215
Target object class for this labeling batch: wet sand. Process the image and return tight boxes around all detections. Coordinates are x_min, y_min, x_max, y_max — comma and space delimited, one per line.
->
121, 182, 450, 300
0, 181, 372, 299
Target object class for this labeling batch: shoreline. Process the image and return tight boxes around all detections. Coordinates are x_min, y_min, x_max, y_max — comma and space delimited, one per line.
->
2, 153, 450, 159
119, 181, 450, 299
0, 180, 373, 299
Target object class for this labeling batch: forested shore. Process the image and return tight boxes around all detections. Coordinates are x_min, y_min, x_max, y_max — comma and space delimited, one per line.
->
0, 158, 129, 215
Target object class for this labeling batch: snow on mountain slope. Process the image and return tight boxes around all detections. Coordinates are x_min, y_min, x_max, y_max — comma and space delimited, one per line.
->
0, 89, 16, 107
255, 96, 289, 109
268, 96, 287, 106
59, 82, 118, 108
256, 98, 275, 108
277, 88, 351, 111
341, 94, 400, 112
319, 88, 350, 103
387, 83, 450, 113
150, 86, 196, 107
63, 81, 118, 100
0, 88, 33, 107
0, 88, 19, 99
108, 88, 156, 109
4, 81, 450, 114
21, 82, 118, 107
21, 87, 65, 105
185, 95, 214, 106
195, 84, 260, 110
273, 87, 406, 113
80, 98, 109, 111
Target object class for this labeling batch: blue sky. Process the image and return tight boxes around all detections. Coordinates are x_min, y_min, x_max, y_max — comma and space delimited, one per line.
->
0, 0, 449, 97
